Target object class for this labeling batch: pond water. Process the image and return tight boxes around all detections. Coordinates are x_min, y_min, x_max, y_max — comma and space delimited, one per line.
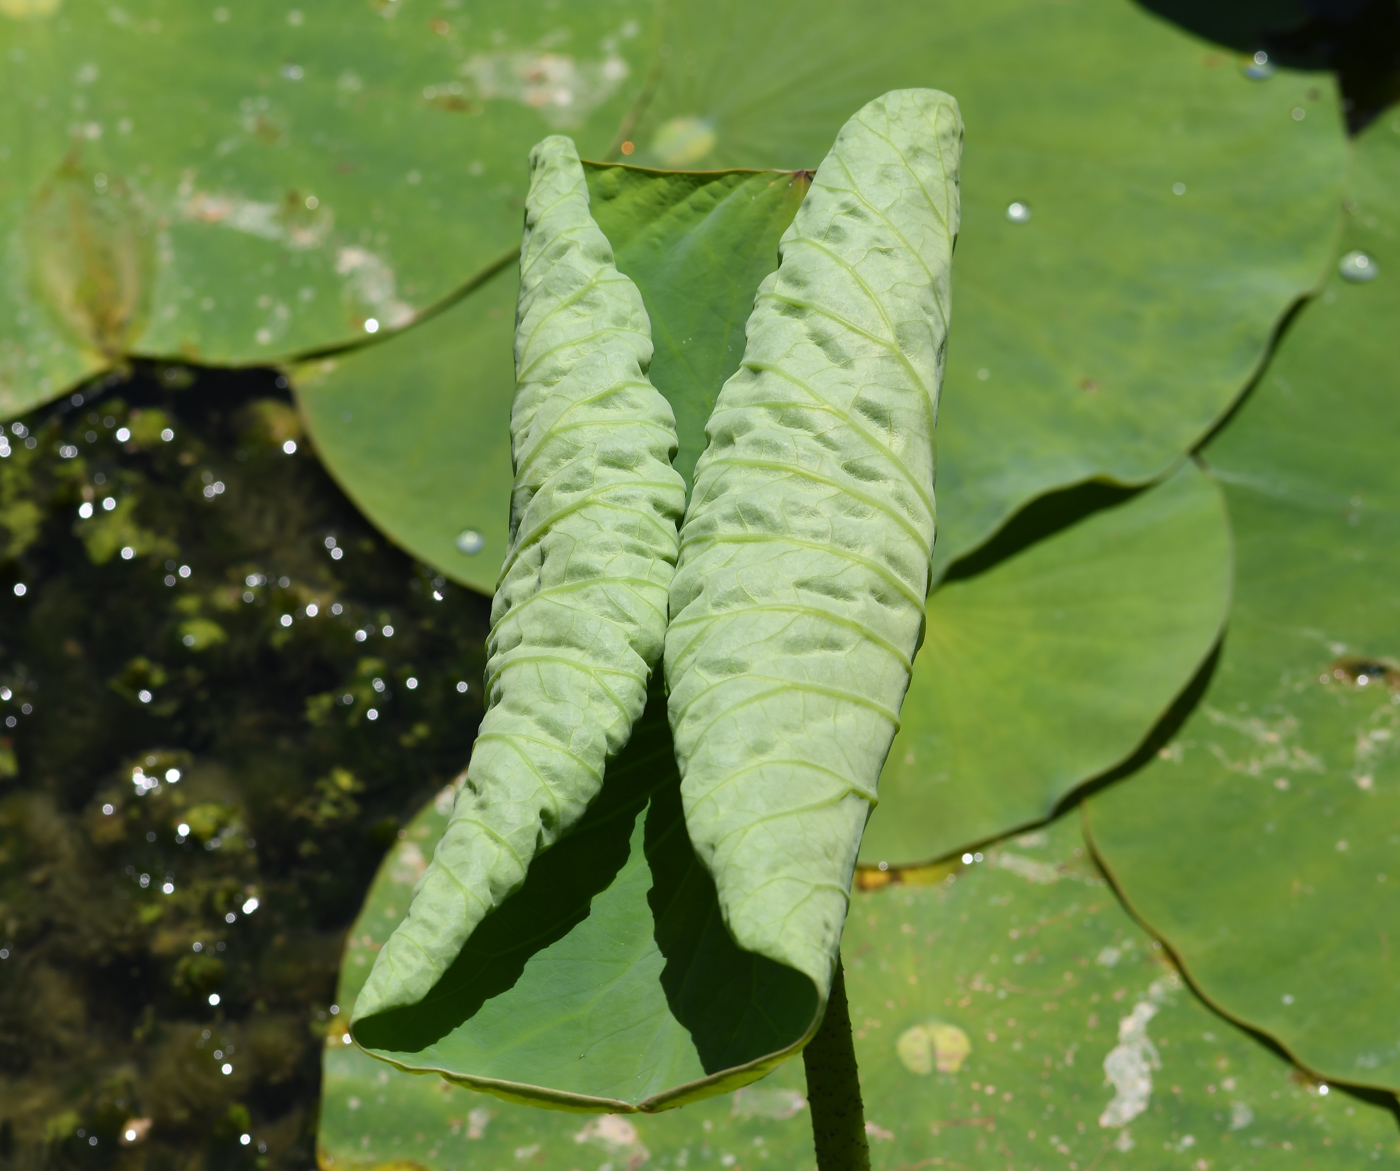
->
0, 365, 489, 1171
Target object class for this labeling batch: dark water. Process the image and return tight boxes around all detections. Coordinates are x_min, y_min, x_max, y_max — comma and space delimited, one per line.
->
0, 366, 489, 1171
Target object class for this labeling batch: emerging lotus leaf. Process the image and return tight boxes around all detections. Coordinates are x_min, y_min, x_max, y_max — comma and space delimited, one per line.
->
665, 89, 963, 998
353, 136, 685, 1023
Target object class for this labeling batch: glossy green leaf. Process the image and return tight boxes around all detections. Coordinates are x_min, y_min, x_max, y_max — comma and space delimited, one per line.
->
347, 696, 819, 1112
353, 138, 685, 1022
665, 88, 960, 998
862, 461, 1232, 867
294, 0, 1346, 591
1085, 118, 1400, 1093
0, 0, 653, 413
296, 165, 808, 591
322, 808, 1400, 1169
586, 0, 1351, 574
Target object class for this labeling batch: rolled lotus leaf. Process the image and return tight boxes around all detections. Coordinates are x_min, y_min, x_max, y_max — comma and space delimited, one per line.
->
665, 89, 962, 999
353, 136, 685, 1022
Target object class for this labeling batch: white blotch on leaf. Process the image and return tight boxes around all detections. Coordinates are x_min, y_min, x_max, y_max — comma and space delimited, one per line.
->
1098, 976, 1177, 1128
459, 51, 628, 127
573, 1116, 648, 1162
335, 247, 414, 329
729, 1087, 806, 1120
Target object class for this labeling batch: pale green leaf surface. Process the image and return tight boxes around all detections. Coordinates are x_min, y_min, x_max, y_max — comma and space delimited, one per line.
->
322, 808, 1400, 1168
665, 90, 961, 998
296, 165, 806, 593
861, 462, 1232, 867
1085, 119, 1400, 1092
634, 0, 1350, 576
0, 0, 653, 414
352, 139, 684, 1022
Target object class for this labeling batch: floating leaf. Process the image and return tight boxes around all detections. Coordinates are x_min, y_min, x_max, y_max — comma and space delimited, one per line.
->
353, 137, 685, 1020
295, 0, 1344, 597
321, 806, 1400, 1168
862, 461, 1232, 867
1085, 118, 1400, 1093
297, 165, 808, 591
665, 88, 960, 997
0, 0, 655, 410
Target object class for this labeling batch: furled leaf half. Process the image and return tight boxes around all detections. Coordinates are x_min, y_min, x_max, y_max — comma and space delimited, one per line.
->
1085, 118, 1400, 1093
861, 461, 1232, 866
665, 90, 961, 998
322, 802, 1400, 1167
352, 138, 684, 1022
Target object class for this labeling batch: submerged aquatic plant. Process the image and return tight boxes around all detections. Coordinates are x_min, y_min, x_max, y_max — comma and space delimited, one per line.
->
0, 369, 490, 1169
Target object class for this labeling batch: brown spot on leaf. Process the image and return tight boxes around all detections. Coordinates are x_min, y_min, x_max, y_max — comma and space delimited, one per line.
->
1328, 656, 1398, 689
27, 156, 153, 357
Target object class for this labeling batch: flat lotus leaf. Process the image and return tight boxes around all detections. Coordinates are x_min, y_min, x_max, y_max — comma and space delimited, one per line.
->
347, 694, 819, 1112
0, 0, 653, 414
861, 461, 1232, 867
296, 165, 808, 592
626, 0, 1350, 575
321, 807, 1400, 1169
1084, 118, 1400, 1093
294, 0, 1347, 593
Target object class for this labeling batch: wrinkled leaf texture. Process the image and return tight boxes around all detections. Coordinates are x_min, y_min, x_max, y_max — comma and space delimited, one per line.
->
351, 90, 961, 1110
666, 89, 962, 999
353, 137, 684, 1022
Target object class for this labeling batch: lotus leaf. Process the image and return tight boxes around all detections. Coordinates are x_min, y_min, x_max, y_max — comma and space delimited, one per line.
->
322, 802, 1400, 1168
0, 0, 653, 412
287, 0, 1347, 594
1085, 117, 1400, 1093
861, 461, 1232, 866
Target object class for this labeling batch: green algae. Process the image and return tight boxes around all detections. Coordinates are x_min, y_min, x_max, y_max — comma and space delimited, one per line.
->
0, 367, 490, 1171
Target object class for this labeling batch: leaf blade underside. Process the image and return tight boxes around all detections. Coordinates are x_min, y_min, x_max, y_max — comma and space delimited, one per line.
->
352, 137, 684, 1024
665, 90, 962, 998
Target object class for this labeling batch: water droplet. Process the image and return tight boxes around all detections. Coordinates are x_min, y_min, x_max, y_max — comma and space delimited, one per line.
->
456, 528, 485, 554
406, 677, 419, 689
1339, 250, 1378, 282
1243, 51, 1276, 80
456, 681, 469, 694
12, 583, 26, 597
1005, 201, 1031, 224
1172, 182, 1186, 196
364, 317, 380, 334
282, 439, 298, 454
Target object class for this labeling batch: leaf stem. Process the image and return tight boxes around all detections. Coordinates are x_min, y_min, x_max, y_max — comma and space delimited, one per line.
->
803, 957, 871, 1171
